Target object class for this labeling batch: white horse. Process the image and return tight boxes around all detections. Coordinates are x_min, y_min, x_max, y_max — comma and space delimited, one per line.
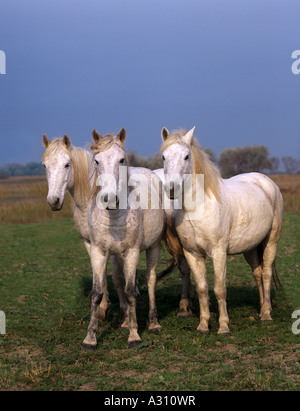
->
160, 127, 283, 335
83, 128, 165, 349
154, 168, 194, 317
42, 134, 112, 321
42, 134, 193, 325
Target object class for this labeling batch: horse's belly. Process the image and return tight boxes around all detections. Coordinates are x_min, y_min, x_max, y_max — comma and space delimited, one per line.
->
228, 212, 273, 254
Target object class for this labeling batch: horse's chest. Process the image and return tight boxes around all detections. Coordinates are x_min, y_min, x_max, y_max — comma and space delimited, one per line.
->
92, 213, 141, 254
176, 224, 192, 248
176, 220, 209, 255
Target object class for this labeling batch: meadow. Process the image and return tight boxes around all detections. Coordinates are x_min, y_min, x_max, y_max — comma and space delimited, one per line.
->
0, 175, 299, 391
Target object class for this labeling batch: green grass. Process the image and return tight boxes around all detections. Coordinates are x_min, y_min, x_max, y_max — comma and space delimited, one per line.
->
0, 213, 299, 391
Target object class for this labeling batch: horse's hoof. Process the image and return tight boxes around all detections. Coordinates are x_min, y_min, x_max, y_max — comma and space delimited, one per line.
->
218, 330, 231, 336
120, 319, 130, 330
177, 312, 192, 319
218, 325, 230, 335
128, 340, 142, 349
82, 343, 97, 352
261, 314, 272, 322
196, 328, 209, 335
149, 326, 161, 334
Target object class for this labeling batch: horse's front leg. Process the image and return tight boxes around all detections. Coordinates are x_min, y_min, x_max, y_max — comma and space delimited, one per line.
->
83, 238, 110, 323
111, 256, 129, 328
212, 249, 230, 335
184, 250, 210, 334
123, 249, 141, 348
83, 246, 108, 351
146, 243, 161, 333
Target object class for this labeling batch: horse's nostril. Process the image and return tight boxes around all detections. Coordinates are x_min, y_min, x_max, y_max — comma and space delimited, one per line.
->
104, 194, 108, 203
54, 198, 60, 205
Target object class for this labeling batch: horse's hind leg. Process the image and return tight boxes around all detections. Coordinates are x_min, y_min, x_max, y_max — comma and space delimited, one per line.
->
177, 258, 193, 318
243, 248, 264, 317
146, 243, 162, 333
260, 208, 282, 322
261, 240, 278, 322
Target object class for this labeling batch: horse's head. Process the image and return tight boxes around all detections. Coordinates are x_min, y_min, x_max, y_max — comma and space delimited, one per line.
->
160, 127, 195, 200
42, 134, 73, 211
90, 128, 128, 210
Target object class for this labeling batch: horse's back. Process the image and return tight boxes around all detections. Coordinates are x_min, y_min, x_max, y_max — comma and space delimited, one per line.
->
224, 172, 282, 212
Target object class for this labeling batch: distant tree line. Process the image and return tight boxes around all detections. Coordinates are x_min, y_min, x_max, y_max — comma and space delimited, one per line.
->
0, 162, 45, 179
0, 146, 299, 179
128, 146, 300, 177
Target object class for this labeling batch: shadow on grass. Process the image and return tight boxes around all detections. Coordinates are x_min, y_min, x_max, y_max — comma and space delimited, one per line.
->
78, 270, 289, 330
78, 270, 292, 350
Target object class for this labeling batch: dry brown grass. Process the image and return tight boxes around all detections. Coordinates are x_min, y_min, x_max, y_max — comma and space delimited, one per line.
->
0, 174, 299, 225
0, 176, 73, 224
269, 174, 300, 211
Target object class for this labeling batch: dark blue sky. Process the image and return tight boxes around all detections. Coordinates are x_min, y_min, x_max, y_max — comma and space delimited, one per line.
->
1, 0, 300, 165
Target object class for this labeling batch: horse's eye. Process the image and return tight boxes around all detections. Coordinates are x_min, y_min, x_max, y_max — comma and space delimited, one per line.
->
95, 159, 99, 165
162, 155, 165, 161
184, 155, 189, 160
120, 158, 125, 164
65, 163, 70, 168
43, 164, 46, 169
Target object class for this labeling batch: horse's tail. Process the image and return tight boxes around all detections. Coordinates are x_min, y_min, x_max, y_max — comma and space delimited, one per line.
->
158, 213, 185, 281
156, 258, 177, 281
272, 259, 282, 290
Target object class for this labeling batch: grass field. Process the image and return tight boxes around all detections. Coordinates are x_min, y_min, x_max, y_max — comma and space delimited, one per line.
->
0, 175, 299, 391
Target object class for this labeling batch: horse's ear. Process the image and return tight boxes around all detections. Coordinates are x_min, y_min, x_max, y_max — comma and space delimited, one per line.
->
42, 134, 51, 149
161, 127, 170, 142
92, 129, 102, 144
183, 126, 195, 146
63, 134, 71, 149
117, 127, 126, 146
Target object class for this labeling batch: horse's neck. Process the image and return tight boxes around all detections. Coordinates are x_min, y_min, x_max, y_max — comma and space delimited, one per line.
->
96, 207, 129, 229
68, 148, 94, 211
182, 171, 207, 215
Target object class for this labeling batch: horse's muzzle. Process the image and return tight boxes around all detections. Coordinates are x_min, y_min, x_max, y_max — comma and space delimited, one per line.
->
99, 192, 119, 210
47, 196, 63, 211
164, 181, 180, 200
106, 198, 120, 210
